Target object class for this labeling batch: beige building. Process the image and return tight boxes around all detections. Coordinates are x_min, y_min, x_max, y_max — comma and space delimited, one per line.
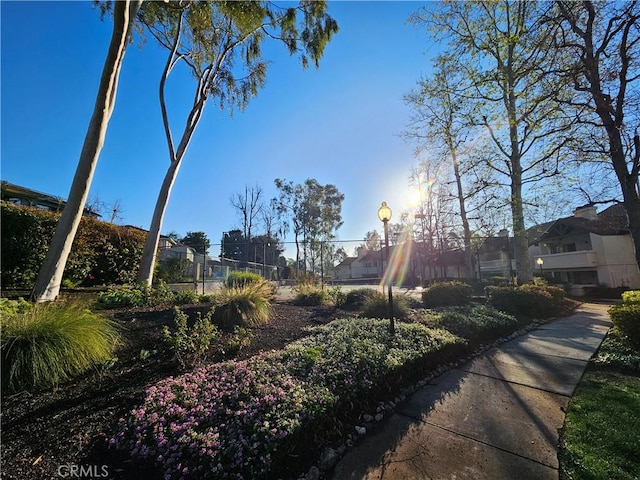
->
529, 205, 640, 294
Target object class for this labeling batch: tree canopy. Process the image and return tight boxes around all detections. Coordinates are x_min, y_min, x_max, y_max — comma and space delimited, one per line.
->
180, 231, 210, 255
135, 1, 339, 286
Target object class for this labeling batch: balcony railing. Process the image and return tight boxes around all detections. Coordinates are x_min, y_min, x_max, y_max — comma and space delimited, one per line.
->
536, 250, 598, 270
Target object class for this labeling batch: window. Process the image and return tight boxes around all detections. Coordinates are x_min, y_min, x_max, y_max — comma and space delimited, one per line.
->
567, 270, 598, 284
549, 243, 576, 254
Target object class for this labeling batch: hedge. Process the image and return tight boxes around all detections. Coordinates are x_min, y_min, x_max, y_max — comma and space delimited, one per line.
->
486, 284, 566, 319
609, 291, 640, 348
1, 201, 146, 289
422, 280, 472, 307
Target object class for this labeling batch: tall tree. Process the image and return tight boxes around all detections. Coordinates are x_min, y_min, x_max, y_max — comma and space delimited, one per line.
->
411, 0, 574, 283
404, 55, 479, 277
303, 179, 344, 272
551, 0, 640, 268
181, 231, 210, 255
230, 184, 263, 261
273, 178, 344, 274
135, 1, 338, 286
31, 0, 142, 302
273, 179, 305, 273
361, 230, 381, 253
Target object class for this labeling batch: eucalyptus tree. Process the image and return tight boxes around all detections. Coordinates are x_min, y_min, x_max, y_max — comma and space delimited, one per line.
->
273, 179, 305, 273
304, 179, 344, 273
32, 0, 142, 302
273, 178, 344, 275
549, 0, 640, 268
410, 0, 574, 283
135, 1, 338, 286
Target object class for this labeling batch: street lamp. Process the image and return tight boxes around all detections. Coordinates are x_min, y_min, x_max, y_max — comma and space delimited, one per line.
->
536, 257, 544, 277
378, 202, 394, 335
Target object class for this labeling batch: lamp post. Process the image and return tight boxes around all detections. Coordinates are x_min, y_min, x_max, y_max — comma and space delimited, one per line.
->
536, 257, 544, 278
378, 202, 394, 335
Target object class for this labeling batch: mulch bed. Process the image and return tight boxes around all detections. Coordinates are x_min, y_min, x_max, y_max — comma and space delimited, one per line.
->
0, 301, 360, 480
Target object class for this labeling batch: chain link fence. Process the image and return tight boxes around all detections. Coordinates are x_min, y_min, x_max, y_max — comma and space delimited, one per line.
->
157, 237, 495, 294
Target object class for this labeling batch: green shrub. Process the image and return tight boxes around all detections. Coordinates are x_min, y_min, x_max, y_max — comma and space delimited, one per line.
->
1, 202, 146, 289
344, 288, 378, 308
1, 302, 119, 392
592, 327, 640, 373
422, 281, 472, 307
486, 283, 565, 318
223, 326, 254, 355
155, 257, 190, 283
609, 303, 640, 348
326, 286, 346, 307
583, 285, 630, 299
143, 281, 175, 305
96, 282, 180, 309
225, 271, 263, 288
162, 307, 218, 369
0, 297, 33, 316
622, 290, 640, 304
213, 280, 273, 329
96, 287, 144, 309
282, 318, 461, 398
198, 293, 217, 303
487, 276, 512, 287
172, 289, 200, 306
437, 305, 518, 340
362, 291, 409, 319
520, 283, 566, 303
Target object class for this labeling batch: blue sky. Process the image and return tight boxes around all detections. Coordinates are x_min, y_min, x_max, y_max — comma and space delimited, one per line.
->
1, 1, 440, 258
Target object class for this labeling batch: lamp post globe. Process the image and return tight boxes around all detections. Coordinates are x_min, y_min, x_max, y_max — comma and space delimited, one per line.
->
378, 202, 392, 223
536, 257, 544, 277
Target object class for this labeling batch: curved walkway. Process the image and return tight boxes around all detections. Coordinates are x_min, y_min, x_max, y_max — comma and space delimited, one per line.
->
331, 303, 612, 480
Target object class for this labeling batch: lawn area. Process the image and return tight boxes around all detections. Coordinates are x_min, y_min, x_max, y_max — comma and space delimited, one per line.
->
559, 328, 640, 480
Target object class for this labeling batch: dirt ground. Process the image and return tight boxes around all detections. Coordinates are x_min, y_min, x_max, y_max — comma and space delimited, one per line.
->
0, 301, 361, 480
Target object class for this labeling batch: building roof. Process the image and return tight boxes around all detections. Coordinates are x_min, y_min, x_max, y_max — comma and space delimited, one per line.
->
1, 180, 100, 218
532, 204, 629, 243
335, 257, 358, 268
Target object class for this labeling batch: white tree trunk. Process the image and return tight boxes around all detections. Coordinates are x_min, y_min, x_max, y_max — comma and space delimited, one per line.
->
31, 0, 142, 302
136, 159, 183, 286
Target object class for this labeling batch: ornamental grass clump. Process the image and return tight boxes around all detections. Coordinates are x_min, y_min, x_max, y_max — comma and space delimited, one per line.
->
111, 354, 334, 479
213, 280, 272, 329
362, 291, 409, 319
225, 271, 263, 288
343, 287, 378, 309
292, 279, 326, 306
1, 302, 119, 392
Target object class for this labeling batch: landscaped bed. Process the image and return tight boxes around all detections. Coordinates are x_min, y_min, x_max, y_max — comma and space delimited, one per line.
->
1, 282, 576, 480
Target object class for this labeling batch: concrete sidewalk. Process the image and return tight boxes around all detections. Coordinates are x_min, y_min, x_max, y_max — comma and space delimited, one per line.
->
331, 303, 612, 480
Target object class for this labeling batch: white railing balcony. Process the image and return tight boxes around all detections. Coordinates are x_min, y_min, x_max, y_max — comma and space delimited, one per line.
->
536, 250, 598, 270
